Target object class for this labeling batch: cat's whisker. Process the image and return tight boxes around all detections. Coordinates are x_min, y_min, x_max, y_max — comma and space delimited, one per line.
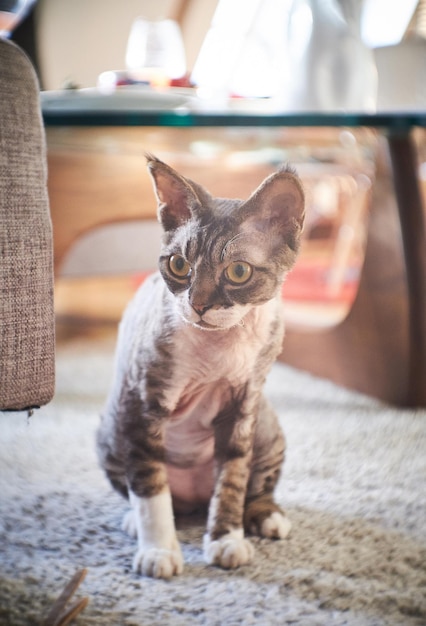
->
221, 233, 246, 261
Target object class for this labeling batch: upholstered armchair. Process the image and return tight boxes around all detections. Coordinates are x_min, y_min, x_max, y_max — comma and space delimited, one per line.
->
0, 37, 55, 411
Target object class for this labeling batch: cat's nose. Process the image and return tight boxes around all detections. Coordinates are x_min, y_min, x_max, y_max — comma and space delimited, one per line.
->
191, 303, 211, 317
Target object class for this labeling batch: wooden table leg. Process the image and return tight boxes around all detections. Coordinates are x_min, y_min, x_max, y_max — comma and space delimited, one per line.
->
280, 139, 413, 406
281, 132, 426, 407
387, 131, 426, 407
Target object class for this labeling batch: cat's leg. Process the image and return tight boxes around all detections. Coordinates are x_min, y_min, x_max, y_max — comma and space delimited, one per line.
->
99, 408, 183, 577
203, 456, 255, 568
122, 407, 183, 578
244, 398, 291, 540
128, 489, 183, 578
97, 412, 129, 498
203, 405, 256, 569
105, 387, 183, 578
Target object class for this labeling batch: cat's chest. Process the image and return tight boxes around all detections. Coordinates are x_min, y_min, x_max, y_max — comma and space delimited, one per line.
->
164, 382, 224, 464
159, 302, 281, 485
161, 332, 250, 445
161, 318, 261, 454
154, 298, 282, 423
176, 330, 256, 386
171, 302, 277, 387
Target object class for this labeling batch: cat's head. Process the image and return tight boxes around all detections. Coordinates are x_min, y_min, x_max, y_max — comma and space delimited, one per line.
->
146, 154, 305, 331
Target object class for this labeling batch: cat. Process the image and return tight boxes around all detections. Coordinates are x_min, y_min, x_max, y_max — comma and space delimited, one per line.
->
97, 154, 305, 579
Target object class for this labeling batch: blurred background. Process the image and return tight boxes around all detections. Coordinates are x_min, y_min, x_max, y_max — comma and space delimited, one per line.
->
8, 0, 424, 97
5, 0, 426, 341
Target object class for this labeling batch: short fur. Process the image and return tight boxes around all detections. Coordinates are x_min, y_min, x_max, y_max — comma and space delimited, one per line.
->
97, 155, 305, 578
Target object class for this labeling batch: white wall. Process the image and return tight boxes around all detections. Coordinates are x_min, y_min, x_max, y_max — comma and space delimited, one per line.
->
35, 0, 217, 90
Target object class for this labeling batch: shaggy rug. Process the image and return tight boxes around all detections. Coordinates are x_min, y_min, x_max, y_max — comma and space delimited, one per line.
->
0, 336, 425, 626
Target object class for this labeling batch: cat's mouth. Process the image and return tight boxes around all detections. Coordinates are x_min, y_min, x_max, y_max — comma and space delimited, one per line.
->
192, 319, 221, 331
180, 310, 223, 331
181, 307, 247, 331
180, 304, 247, 331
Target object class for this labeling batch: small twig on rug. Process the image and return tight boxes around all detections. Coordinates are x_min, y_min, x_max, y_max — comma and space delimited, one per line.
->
42, 568, 89, 626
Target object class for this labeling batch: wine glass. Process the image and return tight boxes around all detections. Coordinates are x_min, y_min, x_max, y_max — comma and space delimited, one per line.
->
125, 17, 186, 87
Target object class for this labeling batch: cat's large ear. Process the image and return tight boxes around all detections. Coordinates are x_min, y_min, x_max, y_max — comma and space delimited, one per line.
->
241, 166, 305, 252
146, 154, 200, 231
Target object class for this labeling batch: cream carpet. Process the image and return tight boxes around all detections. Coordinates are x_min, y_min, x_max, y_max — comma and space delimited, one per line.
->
0, 336, 425, 626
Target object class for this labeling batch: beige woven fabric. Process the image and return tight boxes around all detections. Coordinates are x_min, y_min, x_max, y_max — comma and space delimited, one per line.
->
0, 39, 55, 410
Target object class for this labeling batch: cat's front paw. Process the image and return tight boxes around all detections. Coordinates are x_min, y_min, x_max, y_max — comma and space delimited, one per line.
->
133, 544, 184, 579
203, 529, 254, 569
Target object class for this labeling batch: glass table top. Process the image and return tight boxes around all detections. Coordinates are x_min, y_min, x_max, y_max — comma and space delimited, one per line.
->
40, 90, 426, 130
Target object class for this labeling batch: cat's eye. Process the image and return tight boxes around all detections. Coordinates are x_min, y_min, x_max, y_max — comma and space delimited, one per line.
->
169, 254, 191, 279
225, 261, 253, 285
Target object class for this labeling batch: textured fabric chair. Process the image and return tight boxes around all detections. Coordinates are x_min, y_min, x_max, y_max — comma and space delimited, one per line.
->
0, 37, 55, 411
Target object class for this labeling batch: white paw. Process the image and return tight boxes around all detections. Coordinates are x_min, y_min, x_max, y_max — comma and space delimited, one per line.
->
259, 511, 292, 539
203, 529, 255, 569
133, 544, 184, 579
121, 509, 137, 538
